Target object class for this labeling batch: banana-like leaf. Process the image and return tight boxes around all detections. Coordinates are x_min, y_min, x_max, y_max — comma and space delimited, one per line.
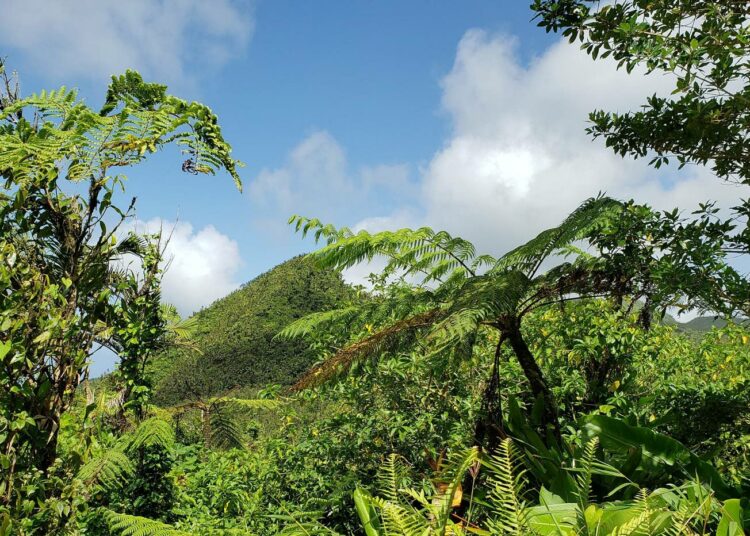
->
582, 415, 740, 500
353, 489, 382, 536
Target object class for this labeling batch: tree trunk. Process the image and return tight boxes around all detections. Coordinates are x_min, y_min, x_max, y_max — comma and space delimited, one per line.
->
473, 334, 506, 453
457, 335, 508, 523
37, 360, 81, 475
505, 325, 562, 444
638, 295, 653, 330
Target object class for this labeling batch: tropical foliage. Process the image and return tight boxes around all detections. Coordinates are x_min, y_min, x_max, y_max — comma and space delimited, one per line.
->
2, 1, 750, 534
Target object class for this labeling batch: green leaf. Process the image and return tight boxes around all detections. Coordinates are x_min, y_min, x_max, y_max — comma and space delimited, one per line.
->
717, 499, 745, 536
353, 489, 382, 536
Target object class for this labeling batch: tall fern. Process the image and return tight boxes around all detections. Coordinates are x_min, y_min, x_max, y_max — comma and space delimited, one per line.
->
124, 417, 175, 453
485, 438, 532, 535
283, 197, 627, 441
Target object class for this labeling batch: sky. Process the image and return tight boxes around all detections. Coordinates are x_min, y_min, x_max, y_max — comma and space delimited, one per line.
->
1, 0, 742, 375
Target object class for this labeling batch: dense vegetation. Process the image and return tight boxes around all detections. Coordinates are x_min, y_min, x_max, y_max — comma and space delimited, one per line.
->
1, 2, 750, 535
151, 255, 354, 405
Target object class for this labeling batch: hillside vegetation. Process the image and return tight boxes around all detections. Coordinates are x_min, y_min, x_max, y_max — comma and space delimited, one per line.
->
152, 255, 354, 404
3, 3, 750, 535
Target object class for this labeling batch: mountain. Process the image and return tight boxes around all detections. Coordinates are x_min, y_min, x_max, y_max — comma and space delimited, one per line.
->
657, 311, 736, 333
151, 255, 354, 405
678, 316, 730, 332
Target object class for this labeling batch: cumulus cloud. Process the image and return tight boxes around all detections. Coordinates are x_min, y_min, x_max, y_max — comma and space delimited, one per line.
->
0, 0, 254, 87
126, 219, 242, 316
340, 30, 738, 261
415, 30, 741, 256
248, 130, 415, 241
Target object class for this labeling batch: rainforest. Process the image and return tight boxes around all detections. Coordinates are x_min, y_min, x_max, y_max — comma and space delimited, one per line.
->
1, 1, 749, 535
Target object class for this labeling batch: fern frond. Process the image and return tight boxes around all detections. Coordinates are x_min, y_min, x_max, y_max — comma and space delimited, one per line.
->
275, 509, 344, 535
494, 195, 622, 276
215, 397, 282, 411
77, 449, 134, 490
277, 306, 363, 339
432, 447, 480, 534
486, 438, 531, 535
102, 510, 192, 536
289, 218, 481, 285
568, 438, 599, 536
125, 417, 175, 453
292, 309, 443, 390
208, 403, 245, 450
371, 496, 426, 536
611, 489, 652, 536
577, 439, 598, 513
288, 215, 353, 244
379, 454, 411, 503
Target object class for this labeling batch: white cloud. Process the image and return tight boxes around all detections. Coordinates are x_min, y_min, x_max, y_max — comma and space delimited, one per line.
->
408, 30, 740, 256
248, 130, 415, 241
0, 0, 254, 87
241, 28, 740, 289
126, 219, 242, 316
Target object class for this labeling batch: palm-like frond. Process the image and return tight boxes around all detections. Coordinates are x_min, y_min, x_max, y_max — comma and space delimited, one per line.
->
102, 510, 193, 536
290, 216, 493, 285
493, 195, 622, 277
76, 449, 134, 491
124, 417, 175, 453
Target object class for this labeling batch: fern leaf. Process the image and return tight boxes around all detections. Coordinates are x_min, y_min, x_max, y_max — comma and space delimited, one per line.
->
494, 195, 622, 276
292, 309, 442, 390
486, 438, 531, 535
125, 417, 175, 453
77, 449, 134, 490
102, 510, 192, 535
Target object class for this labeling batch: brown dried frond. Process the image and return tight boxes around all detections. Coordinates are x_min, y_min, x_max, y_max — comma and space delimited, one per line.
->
292, 309, 442, 390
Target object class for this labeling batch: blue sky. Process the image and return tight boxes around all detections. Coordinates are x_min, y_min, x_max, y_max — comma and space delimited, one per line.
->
1, 1, 735, 375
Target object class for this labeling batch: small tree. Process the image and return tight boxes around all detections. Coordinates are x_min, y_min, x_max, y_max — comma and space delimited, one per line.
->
531, 0, 750, 316
532, 1, 750, 186
0, 66, 241, 509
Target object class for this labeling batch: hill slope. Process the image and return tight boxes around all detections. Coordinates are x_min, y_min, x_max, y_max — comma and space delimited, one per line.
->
152, 255, 353, 405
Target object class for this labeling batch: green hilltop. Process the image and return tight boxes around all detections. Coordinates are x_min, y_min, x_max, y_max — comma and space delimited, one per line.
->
151, 255, 354, 405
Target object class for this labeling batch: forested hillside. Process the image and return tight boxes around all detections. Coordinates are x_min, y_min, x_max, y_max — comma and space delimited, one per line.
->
3, 2, 750, 535
152, 256, 354, 404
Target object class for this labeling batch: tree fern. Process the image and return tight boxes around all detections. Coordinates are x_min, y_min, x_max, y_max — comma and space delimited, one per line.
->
170, 395, 280, 449
285, 197, 629, 443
